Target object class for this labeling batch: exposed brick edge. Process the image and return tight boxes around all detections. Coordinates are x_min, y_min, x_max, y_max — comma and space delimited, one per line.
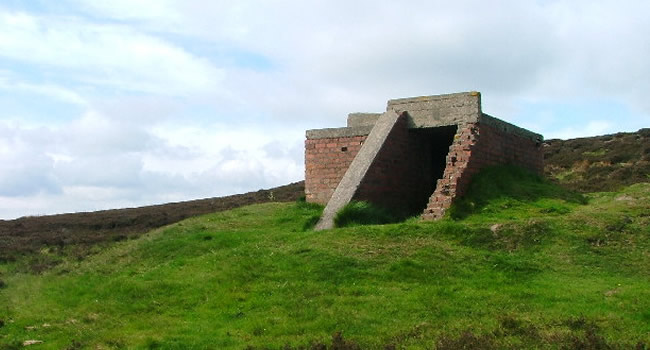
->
422, 121, 543, 220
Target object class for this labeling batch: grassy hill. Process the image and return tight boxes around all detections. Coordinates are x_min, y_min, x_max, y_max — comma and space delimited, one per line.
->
0, 182, 304, 271
1, 167, 649, 349
544, 128, 650, 192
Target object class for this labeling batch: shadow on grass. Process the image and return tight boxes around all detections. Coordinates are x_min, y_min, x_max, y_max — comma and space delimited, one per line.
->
334, 201, 408, 228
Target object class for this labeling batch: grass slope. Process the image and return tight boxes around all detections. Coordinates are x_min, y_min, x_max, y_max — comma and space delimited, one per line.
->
544, 128, 650, 192
0, 182, 304, 270
1, 168, 649, 349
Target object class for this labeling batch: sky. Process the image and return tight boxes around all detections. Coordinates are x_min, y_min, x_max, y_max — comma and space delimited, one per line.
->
0, 0, 648, 219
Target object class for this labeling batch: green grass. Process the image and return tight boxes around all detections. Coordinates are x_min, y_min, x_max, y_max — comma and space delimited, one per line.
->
1, 170, 649, 349
448, 165, 587, 221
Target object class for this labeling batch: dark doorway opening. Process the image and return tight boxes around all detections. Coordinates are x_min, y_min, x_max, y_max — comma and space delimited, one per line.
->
407, 125, 458, 214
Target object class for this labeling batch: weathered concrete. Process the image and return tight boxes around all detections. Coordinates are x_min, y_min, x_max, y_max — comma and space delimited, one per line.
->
347, 113, 381, 127
306, 125, 374, 139
314, 110, 403, 230
306, 93, 540, 143
387, 91, 482, 128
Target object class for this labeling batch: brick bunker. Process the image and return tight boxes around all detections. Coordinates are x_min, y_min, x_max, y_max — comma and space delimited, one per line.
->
305, 92, 543, 229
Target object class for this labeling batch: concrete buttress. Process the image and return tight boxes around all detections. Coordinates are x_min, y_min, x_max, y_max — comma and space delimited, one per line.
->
314, 110, 404, 230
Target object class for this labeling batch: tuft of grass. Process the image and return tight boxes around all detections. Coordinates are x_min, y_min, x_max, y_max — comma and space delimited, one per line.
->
334, 201, 397, 228
582, 149, 608, 157
294, 199, 324, 231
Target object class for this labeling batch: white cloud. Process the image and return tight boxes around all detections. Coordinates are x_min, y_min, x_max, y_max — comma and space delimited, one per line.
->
62, 0, 650, 120
72, 0, 181, 24
0, 11, 224, 96
0, 122, 60, 196
0, 73, 87, 105
146, 121, 304, 184
0, 110, 304, 218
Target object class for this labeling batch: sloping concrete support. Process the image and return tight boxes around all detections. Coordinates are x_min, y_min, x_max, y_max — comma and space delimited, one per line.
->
315, 110, 404, 230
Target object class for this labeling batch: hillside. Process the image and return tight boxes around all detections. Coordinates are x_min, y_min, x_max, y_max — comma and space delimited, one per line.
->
1, 166, 649, 349
0, 182, 304, 270
544, 128, 650, 192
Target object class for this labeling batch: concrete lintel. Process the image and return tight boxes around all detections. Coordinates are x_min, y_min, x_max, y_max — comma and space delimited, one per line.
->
387, 91, 482, 128
306, 126, 373, 140
387, 91, 481, 106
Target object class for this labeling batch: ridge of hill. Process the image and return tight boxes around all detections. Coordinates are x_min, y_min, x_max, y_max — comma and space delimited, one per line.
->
0, 182, 304, 267
1, 166, 648, 349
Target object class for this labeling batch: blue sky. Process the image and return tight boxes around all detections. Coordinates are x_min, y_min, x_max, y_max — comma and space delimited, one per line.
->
0, 0, 648, 219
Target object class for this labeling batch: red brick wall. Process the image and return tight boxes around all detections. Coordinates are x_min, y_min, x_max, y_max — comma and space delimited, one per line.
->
422, 122, 544, 220
470, 123, 544, 175
305, 135, 367, 204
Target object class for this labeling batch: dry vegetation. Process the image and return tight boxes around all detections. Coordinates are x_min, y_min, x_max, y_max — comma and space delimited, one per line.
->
544, 128, 650, 192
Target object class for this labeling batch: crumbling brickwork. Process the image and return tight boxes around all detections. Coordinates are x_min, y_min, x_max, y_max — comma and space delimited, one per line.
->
422, 121, 543, 220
